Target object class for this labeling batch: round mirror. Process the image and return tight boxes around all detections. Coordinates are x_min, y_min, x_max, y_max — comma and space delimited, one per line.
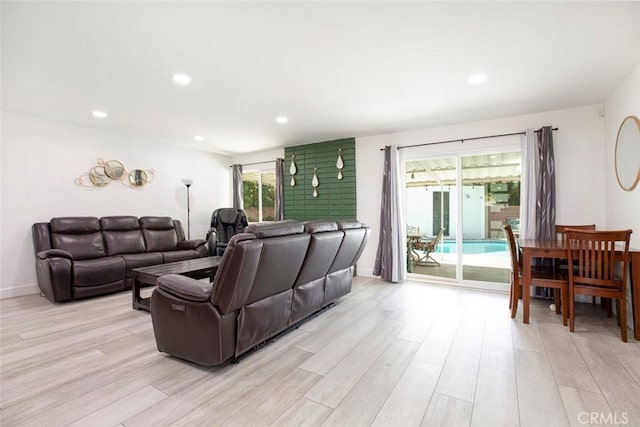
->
615, 116, 640, 191
129, 169, 148, 187
88, 166, 111, 187
104, 160, 125, 180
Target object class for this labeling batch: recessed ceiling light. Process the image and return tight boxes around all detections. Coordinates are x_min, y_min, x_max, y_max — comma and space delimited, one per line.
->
276, 116, 288, 124
193, 135, 204, 141
92, 110, 107, 118
468, 73, 488, 85
173, 74, 191, 85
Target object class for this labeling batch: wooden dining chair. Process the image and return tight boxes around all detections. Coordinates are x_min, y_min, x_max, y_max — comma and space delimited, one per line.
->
504, 224, 522, 318
556, 224, 601, 308
566, 229, 632, 341
504, 224, 568, 324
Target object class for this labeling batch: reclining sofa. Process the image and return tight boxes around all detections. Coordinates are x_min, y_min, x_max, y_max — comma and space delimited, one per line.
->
151, 219, 370, 366
32, 216, 207, 302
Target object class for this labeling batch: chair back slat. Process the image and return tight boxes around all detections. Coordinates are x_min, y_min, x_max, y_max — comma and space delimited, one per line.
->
567, 229, 631, 289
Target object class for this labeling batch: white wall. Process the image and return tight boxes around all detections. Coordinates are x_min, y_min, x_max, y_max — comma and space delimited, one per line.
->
406, 186, 437, 237
604, 63, 640, 248
357, 104, 606, 277
463, 186, 486, 240
231, 148, 284, 171
603, 63, 640, 331
406, 186, 484, 239
1, 111, 231, 298
0, 5, 4, 298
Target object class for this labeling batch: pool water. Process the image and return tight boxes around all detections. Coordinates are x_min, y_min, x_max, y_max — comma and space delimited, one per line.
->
436, 240, 507, 254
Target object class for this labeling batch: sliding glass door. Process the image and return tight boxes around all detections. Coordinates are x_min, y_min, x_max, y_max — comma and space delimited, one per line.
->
406, 156, 456, 280
405, 147, 521, 287
460, 151, 521, 284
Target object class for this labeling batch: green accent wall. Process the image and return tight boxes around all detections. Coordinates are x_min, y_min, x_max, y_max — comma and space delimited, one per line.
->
284, 138, 356, 221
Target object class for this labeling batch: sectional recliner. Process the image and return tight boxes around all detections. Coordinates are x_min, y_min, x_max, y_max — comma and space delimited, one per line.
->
32, 216, 207, 302
151, 219, 370, 366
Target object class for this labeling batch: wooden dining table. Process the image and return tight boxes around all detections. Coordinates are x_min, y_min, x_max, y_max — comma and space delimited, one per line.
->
518, 238, 640, 340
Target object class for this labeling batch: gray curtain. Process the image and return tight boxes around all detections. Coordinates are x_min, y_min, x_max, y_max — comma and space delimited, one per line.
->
373, 145, 406, 283
535, 127, 556, 298
231, 164, 243, 210
535, 126, 556, 240
275, 158, 284, 221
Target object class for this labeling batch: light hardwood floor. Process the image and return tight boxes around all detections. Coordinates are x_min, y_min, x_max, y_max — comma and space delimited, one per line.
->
1, 277, 640, 426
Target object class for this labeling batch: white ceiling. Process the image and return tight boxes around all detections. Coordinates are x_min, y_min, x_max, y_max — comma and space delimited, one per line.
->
2, 2, 639, 155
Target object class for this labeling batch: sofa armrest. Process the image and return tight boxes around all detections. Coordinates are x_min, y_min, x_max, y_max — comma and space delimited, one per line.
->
36, 256, 73, 302
37, 249, 73, 260
177, 239, 207, 250
157, 274, 213, 302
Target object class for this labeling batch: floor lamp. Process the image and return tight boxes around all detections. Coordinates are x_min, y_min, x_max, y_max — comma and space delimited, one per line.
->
181, 178, 193, 239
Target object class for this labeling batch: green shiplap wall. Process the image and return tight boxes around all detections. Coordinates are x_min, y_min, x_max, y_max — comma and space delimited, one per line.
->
284, 138, 356, 221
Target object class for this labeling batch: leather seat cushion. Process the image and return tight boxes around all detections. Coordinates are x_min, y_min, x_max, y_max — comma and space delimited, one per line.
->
73, 257, 126, 287
163, 250, 200, 263
140, 217, 178, 251
101, 216, 146, 256
120, 253, 164, 277
51, 217, 106, 260
103, 231, 146, 256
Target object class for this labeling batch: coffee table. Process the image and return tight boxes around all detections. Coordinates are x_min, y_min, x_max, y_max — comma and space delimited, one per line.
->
132, 256, 223, 311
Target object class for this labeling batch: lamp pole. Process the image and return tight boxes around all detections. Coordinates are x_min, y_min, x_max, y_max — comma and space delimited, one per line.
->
181, 178, 194, 239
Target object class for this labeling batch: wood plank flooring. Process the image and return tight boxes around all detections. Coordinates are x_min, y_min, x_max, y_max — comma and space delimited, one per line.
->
1, 277, 640, 426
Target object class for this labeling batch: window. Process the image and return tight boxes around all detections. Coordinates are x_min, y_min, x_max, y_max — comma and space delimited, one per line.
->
242, 170, 275, 222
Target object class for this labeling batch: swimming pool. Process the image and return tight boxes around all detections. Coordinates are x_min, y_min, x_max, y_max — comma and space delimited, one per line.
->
436, 240, 507, 254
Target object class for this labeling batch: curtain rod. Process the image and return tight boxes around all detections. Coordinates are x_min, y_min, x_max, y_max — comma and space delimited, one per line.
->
229, 160, 276, 168
379, 127, 559, 151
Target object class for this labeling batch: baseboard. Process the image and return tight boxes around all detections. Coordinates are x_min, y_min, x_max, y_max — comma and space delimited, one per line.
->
407, 274, 510, 293
459, 280, 510, 293
355, 267, 375, 278
0, 283, 39, 299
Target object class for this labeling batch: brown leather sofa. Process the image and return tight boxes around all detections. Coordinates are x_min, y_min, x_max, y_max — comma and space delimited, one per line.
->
150, 219, 370, 366
32, 216, 207, 302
